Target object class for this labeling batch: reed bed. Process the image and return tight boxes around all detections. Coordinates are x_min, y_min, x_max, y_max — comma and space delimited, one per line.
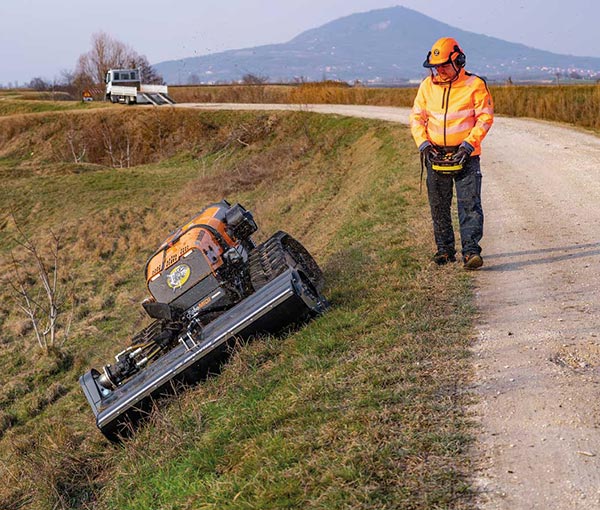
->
172, 82, 600, 130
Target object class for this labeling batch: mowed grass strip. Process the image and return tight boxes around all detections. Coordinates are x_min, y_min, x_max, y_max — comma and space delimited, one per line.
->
96, 118, 475, 510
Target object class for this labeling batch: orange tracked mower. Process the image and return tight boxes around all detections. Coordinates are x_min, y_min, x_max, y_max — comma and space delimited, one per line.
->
79, 200, 327, 441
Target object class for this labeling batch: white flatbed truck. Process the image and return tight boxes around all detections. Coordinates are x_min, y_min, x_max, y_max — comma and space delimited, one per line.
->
105, 69, 175, 105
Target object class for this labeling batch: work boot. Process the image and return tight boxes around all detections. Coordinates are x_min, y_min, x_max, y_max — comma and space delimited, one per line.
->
463, 253, 483, 270
432, 251, 456, 266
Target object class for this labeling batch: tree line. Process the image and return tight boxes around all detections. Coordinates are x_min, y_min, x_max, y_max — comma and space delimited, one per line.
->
19, 32, 163, 97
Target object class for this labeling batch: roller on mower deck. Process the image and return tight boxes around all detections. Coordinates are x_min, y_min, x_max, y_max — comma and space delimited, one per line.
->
79, 200, 327, 441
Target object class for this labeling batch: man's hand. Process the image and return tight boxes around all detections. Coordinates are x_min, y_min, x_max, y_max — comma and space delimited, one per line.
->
452, 142, 474, 165
419, 141, 439, 162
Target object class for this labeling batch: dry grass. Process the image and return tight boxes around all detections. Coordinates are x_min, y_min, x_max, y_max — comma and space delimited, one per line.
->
492, 83, 600, 129
172, 82, 600, 130
171, 83, 417, 107
171, 84, 293, 104
0, 108, 222, 168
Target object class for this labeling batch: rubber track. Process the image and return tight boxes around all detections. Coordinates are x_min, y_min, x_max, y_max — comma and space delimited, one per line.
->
248, 233, 288, 291
248, 231, 325, 294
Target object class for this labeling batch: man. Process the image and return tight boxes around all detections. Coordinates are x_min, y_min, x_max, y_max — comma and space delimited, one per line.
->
410, 37, 494, 269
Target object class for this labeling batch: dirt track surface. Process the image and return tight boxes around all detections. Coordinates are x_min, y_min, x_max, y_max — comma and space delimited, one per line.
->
177, 103, 600, 508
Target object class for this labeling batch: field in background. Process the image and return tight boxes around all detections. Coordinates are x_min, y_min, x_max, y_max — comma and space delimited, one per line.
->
4, 81, 599, 129
171, 82, 600, 130
171, 82, 417, 107
0, 107, 475, 509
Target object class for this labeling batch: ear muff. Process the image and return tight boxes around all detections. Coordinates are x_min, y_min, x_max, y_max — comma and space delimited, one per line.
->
423, 50, 432, 67
452, 45, 466, 68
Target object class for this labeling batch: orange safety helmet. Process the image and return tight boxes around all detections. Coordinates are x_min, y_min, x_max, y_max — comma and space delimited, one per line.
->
423, 37, 466, 68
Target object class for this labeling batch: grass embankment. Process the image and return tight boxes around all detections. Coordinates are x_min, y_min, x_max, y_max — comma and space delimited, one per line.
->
0, 107, 474, 509
0, 100, 109, 117
173, 82, 600, 130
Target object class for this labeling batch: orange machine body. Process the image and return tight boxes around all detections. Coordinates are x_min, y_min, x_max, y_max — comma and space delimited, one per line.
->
144, 204, 239, 303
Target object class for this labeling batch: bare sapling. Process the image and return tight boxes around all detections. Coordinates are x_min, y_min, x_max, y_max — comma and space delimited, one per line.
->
7, 216, 74, 352
66, 120, 87, 163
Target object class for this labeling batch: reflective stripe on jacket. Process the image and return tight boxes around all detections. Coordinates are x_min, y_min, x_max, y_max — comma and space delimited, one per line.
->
410, 69, 494, 156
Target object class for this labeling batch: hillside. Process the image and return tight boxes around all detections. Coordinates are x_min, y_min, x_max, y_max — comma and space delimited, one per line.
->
0, 103, 474, 509
154, 6, 600, 84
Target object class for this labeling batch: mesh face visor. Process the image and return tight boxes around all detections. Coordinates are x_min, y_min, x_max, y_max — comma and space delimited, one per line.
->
423, 52, 454, 68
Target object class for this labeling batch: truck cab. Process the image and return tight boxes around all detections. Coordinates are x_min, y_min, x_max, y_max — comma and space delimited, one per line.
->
105, 68, 141, 86
105, 69, 141, 103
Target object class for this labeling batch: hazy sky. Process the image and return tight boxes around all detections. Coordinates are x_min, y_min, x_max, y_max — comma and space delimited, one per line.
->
1, 0, 598, 84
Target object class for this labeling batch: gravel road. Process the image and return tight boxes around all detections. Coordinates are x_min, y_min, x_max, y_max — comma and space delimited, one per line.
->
177, 103, 600, 508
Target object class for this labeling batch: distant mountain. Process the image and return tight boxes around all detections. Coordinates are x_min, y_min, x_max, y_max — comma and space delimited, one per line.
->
154, 6, 600, 84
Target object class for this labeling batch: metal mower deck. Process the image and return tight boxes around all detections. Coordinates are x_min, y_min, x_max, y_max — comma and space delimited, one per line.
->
80, 269, 323, 440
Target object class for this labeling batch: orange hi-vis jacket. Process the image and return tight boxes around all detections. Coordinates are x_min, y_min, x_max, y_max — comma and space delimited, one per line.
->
410, 69, 494, 156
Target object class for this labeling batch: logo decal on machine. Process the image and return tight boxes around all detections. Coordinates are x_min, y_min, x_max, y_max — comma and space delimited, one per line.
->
167, 264, 191, 289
